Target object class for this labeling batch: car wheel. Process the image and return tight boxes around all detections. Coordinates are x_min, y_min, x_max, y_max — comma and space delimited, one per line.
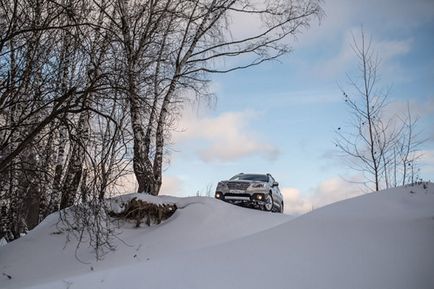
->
263, 194, 273, 212
280, 202, 284, 213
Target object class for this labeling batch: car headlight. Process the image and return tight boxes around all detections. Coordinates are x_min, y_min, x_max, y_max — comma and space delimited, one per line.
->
250, 183, 265, 189
215, 192, 223, 199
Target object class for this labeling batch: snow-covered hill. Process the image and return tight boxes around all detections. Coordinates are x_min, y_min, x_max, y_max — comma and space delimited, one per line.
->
1, 183, 433, 289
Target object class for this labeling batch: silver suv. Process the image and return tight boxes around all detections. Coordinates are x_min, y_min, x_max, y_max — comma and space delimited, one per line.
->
215, 173, 284, 213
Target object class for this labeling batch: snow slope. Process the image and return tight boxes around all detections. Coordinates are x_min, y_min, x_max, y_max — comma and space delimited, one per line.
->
1, 183, 433, 289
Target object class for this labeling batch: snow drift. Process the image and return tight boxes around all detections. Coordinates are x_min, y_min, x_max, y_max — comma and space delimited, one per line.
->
1, 183, 433, 289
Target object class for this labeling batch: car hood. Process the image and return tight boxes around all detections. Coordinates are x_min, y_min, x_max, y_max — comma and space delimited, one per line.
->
222, 180, 266, 185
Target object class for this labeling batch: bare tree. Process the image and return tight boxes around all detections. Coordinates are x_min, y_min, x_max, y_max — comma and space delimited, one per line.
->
0, 0, 114, 241
112, 0, 323, 195
336, 30, 424, 191
0, 0, 323, 250
391, 102, 425, 186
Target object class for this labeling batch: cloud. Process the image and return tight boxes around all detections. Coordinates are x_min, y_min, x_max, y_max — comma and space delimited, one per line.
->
227, 8, 263, 40
297, 0, 434, 49
417, 150, 434, 177
110, 172, 138, 195
160, 175, 185, 196
282, 176, 365, 215
312, 29, 412, 79
281, 187, 313, 215
309, 177, 365, 208
311, 31, 355, 77
110, 173, 185, 196
420, 150, 434, 165
385, 98, 434, 120
375, 38, 412, 61
174, 110, 280, 163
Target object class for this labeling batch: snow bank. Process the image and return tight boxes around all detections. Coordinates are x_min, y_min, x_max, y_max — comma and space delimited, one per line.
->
107, 193, 176, 214
0, 195, 290, 289
1, 183, 433, 289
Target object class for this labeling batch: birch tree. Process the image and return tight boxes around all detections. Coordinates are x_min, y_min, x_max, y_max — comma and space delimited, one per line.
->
112, 0, 323, 195
0, 0, 323, 244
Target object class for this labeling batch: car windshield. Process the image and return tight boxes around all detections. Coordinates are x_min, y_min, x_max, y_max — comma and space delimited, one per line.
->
230, 174, 269, 182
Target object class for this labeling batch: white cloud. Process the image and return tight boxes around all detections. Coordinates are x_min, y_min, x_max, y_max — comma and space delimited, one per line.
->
385, 98, 434, 120
418, 150, 434, 178
109, 173, 185, 196
281, 187, 313, 215
282, 176, 365, 215
296, 0, 434, 49
311, 31, 355, 77
312, 29, 412, 79
160, 175, 185, 196
309, 177, 365, 209
375, 39, 412, 62
174, 110, 280, 163
227, 7, 263, 40
110, 172, 138, 195
420, 150, 434, 165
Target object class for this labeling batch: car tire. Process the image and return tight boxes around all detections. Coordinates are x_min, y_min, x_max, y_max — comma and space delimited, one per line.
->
263, 194, 273, 212
280, 202, 284, 213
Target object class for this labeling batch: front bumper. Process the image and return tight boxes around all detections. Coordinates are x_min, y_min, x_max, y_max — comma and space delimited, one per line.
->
215, 191, 267, 208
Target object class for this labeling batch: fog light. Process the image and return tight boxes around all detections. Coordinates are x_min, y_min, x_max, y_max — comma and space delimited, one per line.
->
215, 192, 222, 199
256, 194, 263, 200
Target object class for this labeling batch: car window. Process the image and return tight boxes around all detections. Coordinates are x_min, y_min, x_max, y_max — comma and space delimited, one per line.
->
230, 174, 269, 182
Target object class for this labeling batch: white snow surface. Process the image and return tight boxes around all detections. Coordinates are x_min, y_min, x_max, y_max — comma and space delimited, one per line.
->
1, 183, 434, 289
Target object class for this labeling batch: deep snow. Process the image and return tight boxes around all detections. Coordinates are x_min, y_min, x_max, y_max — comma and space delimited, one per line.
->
1, 183, 433, 289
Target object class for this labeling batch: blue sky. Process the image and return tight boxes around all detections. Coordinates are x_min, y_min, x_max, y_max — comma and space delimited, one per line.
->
158, 0, 434, 214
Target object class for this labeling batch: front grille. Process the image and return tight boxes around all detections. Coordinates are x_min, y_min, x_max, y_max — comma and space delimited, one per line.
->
227, 182, 250, 190
225, 193, 250, 198
224, 193, 251, 201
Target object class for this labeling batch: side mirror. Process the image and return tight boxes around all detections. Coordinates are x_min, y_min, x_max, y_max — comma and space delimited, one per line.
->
273, 182, 279, 187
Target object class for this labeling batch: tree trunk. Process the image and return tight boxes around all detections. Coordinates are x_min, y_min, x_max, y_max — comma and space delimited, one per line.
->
59, 106, 90, 209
